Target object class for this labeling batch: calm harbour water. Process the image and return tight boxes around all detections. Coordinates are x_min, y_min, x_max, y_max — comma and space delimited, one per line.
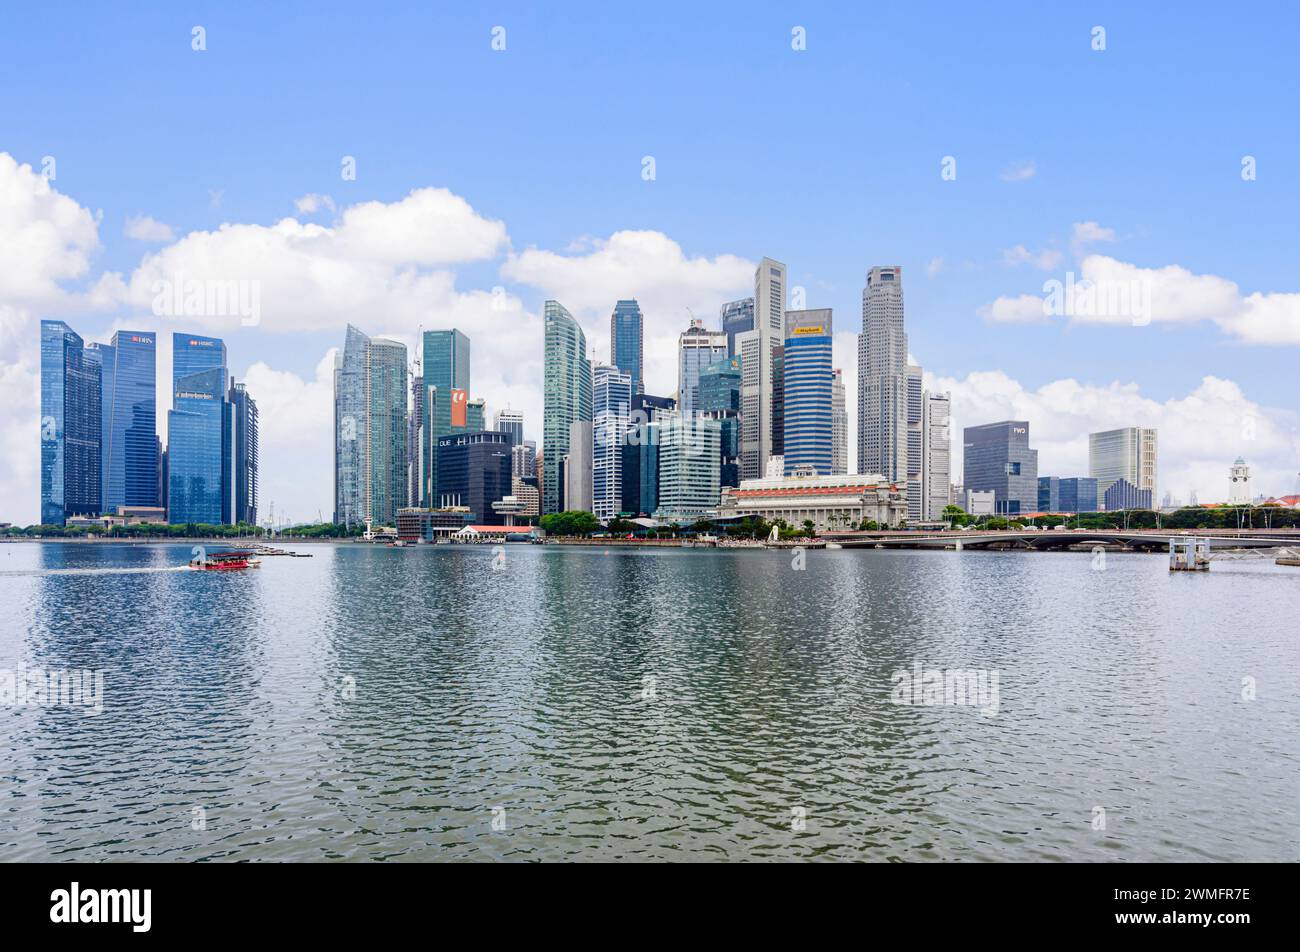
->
1, 540, 1297, 862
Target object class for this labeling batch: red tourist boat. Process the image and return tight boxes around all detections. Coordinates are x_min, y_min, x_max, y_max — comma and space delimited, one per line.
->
188, 550, 263, 571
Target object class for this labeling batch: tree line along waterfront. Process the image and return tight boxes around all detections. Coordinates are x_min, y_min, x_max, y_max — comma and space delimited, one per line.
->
6, 503, 1298, 542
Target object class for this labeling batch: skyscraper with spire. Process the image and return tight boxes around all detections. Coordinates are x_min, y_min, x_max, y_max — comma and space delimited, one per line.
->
737, 257, 786, 479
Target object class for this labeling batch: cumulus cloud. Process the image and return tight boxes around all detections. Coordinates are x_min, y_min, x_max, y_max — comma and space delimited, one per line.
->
931, 370, 1299, 504
0, 153, 101, 304
124, 214, 175, 242
980, 253, 1299, 341
1001, 244, 1063, 270
293, 193, 336, 215
1071, 220, 1115, 254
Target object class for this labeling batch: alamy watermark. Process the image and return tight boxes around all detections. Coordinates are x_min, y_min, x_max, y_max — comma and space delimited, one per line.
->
1042, 271, 1151, 325
1, 668, 104, 715
151, 271, 262, 326
890, 661, 999, 716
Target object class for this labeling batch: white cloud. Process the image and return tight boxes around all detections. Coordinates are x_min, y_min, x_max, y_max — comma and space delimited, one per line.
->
124, 214, 175, 242
293, 193, 336, 215
926, 256, 945, 278
0, 153, 101, 304
502, 230, 753, 394
980, 253, 1300, 342
930, 370, 1299, 504
1000, 160, 1037, 182
1002, 244, 1063, 270
1071, 220, 1115, 255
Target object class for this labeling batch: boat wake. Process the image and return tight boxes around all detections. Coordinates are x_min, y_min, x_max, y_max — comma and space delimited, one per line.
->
0, 566, 191, 578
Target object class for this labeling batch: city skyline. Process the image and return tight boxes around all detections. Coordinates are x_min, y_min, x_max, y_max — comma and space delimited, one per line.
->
3, 5, 1299, 525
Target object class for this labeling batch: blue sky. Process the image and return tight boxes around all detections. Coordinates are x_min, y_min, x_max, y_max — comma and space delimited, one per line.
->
2, 2, 1297, 522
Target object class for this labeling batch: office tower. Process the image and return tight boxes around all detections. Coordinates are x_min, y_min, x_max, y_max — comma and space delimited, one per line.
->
1104, 478, 1152, 511
435, 430, 512, 522
780, 309, 833, 476
1229, 457, 1251, 505
228, 381, 259, 525
91, 331, 158, 514
1089, 427, 1158, 505
677, 317, 727, 419
621, 421, 660, 516
906, 365, 923, 521
654, 415, 721, 520
831, 369, 847, 475
168, 333, 229, 525
407, 370, 423, 507
720, 297, 755, 358
421, 329, 471, 507
565, 420, 594, 513
365, 337, 408, 525
511, 440, 537, 484
1037, 476, 1060, 513
858, 266, 908, 486
592, 365, 631, 520
921, 391, 951, 520
494, 409, 524, 448
1059, 477, 1098, 513
610, 299, 644, 395
542, 301, 592, 514
334, 325, 368, 525
962, 420, 1039, 515
698, 354, 742, 489
737, 257, 786, 479
771, 344, 784, 458
39, 321, 101, 524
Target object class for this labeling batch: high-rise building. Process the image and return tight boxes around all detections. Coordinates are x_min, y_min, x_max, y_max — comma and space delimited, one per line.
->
494, 409, 524, 448
1037, 476, 1060, 513
632, 393, 676, 424
857, 266, 908, 488
592, 364, 631, 520
698, 354, 742, 489
408, 370, 424, 507
905, 365, 924, 521
720, 297, 755, 359
831, 369, 847, 475
228, 380, 259, 525
564, 419, 594, 513
781, 308, 833, 476
962, 420, 1039, 515
511, 440, 537, 484
1089, 427, 1157, 507
677, 318, 727, 419
771, 344, 784, 458
621, 421, 660, 516
334, 325, 369, 526
654, 414, 721, 521
95, 331, 158, 513
40, 321, 101, 524
436, 430, 513, 523
921, 391, 951, 520
739, 257, 786, 479
610, 300, 644, 395
543, 301, 592, 514
421, 329, 471, 507
1060, 477, 1098, 513
365, 337, 408, 525
169, 333, 229, 525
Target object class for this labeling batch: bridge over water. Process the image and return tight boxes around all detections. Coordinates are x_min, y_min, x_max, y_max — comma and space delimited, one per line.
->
820, 528, 1300, 552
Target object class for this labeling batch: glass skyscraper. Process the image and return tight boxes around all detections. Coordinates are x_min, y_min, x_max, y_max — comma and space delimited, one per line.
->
1089, 427, 1158, 506
610, 299, 644, 395
98, 331, 158, 513
334, 325, 370, 526
720, 297, 755, 359
698, 355, 742, 489
592, 364, 631, 520
169, 367, 228, 525
677, 318, 727, 420
858, 266, 908, 483
542, 301, 591, 514
229, 381, 259, 525
333, 325, 408, 525
782, 309, 834, 476
962, 420, 1039, 515
421, 328, 471, 506
40, 320, 101, 524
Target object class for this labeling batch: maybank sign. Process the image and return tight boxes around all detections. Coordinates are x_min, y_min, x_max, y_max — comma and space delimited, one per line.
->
791, 326, 826, 336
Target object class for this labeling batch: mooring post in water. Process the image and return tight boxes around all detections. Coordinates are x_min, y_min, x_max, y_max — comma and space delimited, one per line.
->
1169, 537, 1210, 571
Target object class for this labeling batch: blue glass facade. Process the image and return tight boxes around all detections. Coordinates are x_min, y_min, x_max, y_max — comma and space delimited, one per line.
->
422, 328, 471, 506
782, 311, 834, 476
229, 382, 259, 525
610, 299, 644, 395
40, 321, 101, 524
1061, 477, 1098, 513
962, 421, 1039, 515
720, 298, 755, 358
1103, 478, 1152, 512
620, 423, 659, 517
101, 331, 158, 512
169, 333, 229, 524
436, 430, 513, 523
